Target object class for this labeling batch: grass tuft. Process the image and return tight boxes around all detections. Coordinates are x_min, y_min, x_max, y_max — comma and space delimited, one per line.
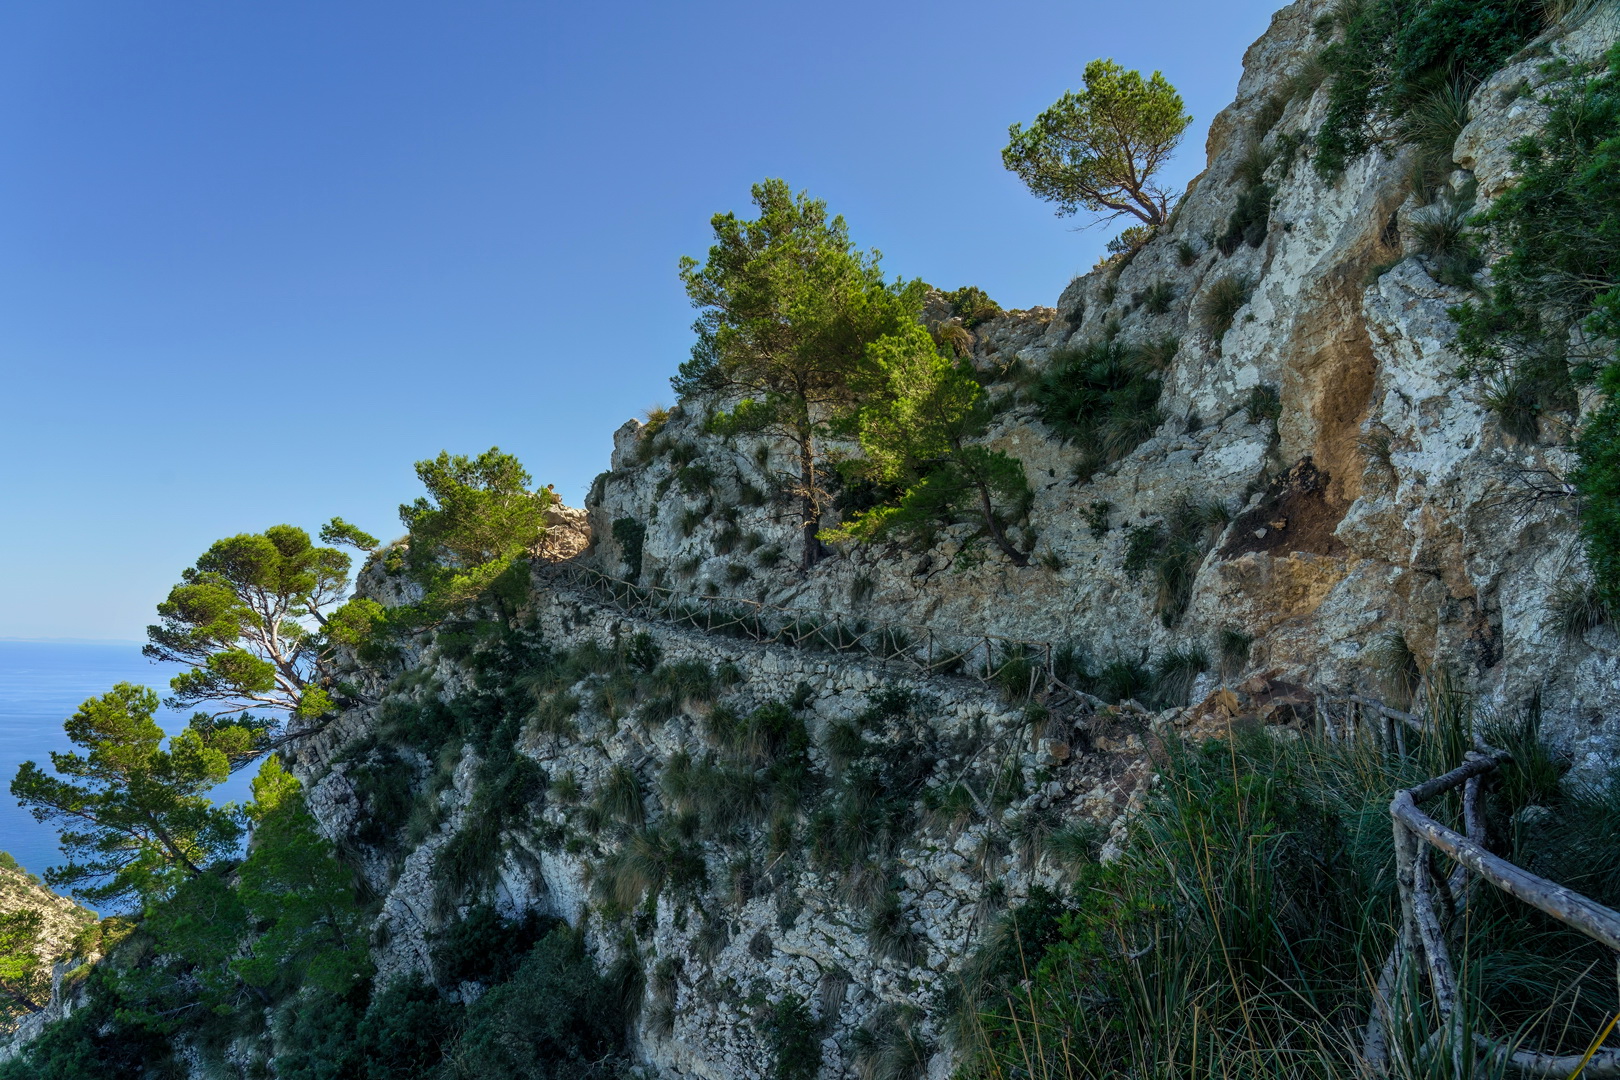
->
1199, 276, 1255, 340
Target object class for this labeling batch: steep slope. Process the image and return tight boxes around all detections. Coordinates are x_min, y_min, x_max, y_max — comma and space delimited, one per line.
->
0, 857, 96, 1057
9, 3, 1613, 1078
589, 0, 1620, 776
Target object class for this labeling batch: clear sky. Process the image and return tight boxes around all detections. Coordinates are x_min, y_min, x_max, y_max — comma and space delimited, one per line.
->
0, 0, 1282, 641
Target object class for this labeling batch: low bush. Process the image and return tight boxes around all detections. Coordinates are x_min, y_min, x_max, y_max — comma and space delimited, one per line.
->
610, 518, 646, 583
1122, 499, 1229, 627
1199, 275, 1254, 340
1137, 280, 1177, 315
1032, 340, 1167, 480
1313, 0, 1544, 177
943, 285, 1002, 328
759, 992, 822, 1080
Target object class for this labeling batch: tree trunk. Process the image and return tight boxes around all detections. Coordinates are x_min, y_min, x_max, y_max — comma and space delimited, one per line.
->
971, 473, 1029, 566
797, 437, 824, 572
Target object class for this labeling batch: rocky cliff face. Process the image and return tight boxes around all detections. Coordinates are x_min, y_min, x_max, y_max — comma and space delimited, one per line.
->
278, 4, 1620, 1078
588, 0, 1620, 776
0, 861, 96, 1059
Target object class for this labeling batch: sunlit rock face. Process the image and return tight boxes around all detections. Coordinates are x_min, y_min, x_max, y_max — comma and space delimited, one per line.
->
277, 4, 1620, 1077
588, 2, 1620, 770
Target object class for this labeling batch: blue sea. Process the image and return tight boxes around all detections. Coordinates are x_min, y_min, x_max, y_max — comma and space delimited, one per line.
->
0, 640, 257, 897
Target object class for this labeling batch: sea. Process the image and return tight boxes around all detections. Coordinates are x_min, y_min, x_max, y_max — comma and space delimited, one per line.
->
0, 639, 258, 901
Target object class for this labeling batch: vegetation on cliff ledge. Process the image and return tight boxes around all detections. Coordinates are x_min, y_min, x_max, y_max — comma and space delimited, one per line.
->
1454, 44, 1620, 617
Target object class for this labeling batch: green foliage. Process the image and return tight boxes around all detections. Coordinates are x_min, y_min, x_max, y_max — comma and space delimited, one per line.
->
1084, 499, 1112, 539
442, 927, 630, 1079
0, 910, 46, 1027
827, 322, 1033, 564
1576, 372, 1620, 608
399, 447, 553, 617
1121, 499, 1228, 627
760, 992, 822, 1080
145, 522, 358, 726
5, 787, 629, 1080
866, 890, 922, 966
1032, 340, 1167, 480
1406, 81, 1475, 194
1450, 49, 1620, 607
1152, 646, 1210, 707
231, 757, 371, 995
0, 968, 177, 1079
1217, 181, 1273, 254
958, 710, 1620, 1079
943, 285, 1003, 328
1003, 59, 1193, 226
1106, 225, 1156, 257
319, 517, 379, 552
1218, 627, 1255, 680
1199, 275, 1254, 341
1410, 181, 1483, 287
850, 1004, 932, 1080
435, 734, 545, 910
9, 683, 247, 906
675, 178, 925, 570
1095, 655, 1153, 704
1137, 280, 1176, 315
610, 518, 646, 583
1245, 383, 1282, 425
1313, 0, 1543, 177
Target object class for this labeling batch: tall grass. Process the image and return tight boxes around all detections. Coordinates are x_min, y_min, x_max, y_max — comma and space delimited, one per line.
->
953, 711, 1620, 1080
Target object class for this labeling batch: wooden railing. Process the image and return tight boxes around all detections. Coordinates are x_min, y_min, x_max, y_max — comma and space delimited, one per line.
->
1340, 696, 1620, 1078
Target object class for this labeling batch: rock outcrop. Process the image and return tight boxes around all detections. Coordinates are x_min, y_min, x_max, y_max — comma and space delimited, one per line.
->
586, 0, 1620, 777
272, 3, 1620, 1077
0, 860, 96, 1059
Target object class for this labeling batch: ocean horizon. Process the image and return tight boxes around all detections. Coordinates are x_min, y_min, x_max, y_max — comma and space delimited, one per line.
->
0, 639, 257, 904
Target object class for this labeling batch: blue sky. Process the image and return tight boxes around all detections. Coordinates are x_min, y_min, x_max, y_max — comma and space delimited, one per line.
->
1, 0, 1281, 640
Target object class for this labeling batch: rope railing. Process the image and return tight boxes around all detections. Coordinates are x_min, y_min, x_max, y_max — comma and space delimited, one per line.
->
540, 563, 1069, 705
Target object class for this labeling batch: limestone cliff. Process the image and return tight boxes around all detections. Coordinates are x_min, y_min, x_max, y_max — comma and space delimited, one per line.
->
269, 4, 1620, 1079
0, 860, 96, 1058
588, 0, 1620, 776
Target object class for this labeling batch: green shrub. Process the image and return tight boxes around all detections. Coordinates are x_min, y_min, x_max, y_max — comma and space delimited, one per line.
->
1217, 627, 1254, 679
1217, 183, 1273, 254
442, 927, 630, 1079
849, 1004, 932, 1080
760, 992, 822, 1080
1450, 50, 1620, 607
1313, 0, 1542, 177
1032, 340, 1166, 480
345, 744, 416, 848
1138, 280, 1177, 315
944, 285, 1003, 328
959, 708, 1620, 1079
609, 518, 646, 583
1085, 500, 1112, 539
1245, 383, 1282, 425
678, 506, 707, 537
1122, 499, 1228, 626
1199, 275, 1254, 340
1095, 655, 1153, 704
866, 891, 922, 966
1152, 646, 1210, 707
